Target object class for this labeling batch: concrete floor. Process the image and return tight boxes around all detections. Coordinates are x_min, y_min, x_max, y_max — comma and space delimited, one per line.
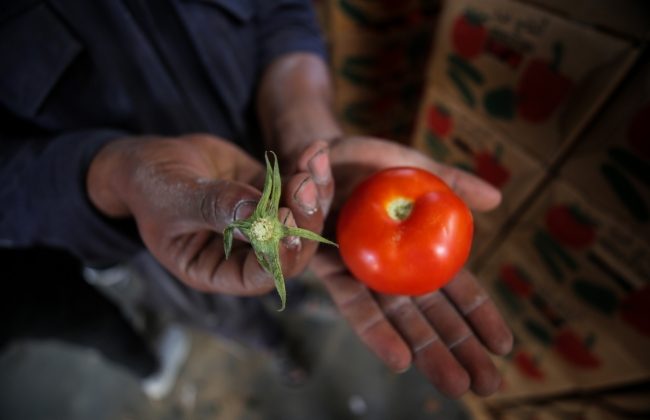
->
0, 288, 473, 420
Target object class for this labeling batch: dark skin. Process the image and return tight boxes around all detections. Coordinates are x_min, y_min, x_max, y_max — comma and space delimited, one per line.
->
87, 53, 512, 398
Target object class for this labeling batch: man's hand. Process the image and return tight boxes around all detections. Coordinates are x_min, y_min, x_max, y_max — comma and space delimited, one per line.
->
86, 134, 333, 296
311, 136, 513, 397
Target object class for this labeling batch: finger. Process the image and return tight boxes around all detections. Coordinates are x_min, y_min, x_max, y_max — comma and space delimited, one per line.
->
443, 269, 514, 357
282, 173, 326, 275
161, 178, 262, 237
414, 292, 501, 396
330, 137, 500, 212
180, 208, 305, 295
375, 294, 470, 398
320, 273, 412, 373
296, 141, 334, 215
429, 163, 502, 212
165, 228, 273, 295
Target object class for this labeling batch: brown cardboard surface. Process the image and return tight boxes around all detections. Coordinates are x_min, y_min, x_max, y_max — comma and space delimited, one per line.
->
424, 0, 638, 164
479, 179, 650, 401
560, 53, 650, 243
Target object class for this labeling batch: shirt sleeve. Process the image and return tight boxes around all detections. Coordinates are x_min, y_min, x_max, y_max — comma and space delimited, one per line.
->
256, 0, 328, 71
0, 129, 144, 267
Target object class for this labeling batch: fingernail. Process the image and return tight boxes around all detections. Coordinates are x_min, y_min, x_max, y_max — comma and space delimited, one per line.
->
307, 149, 331, 185
234, 200, 256, 221
395, 364, 411, 374
280, 209, 302, 250
294, 177, 318, 214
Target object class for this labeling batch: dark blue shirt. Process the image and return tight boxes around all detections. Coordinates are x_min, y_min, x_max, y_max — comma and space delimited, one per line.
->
0, 0, 326, 265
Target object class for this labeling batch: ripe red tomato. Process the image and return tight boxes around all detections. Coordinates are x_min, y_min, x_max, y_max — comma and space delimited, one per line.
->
336, 167, 474, 295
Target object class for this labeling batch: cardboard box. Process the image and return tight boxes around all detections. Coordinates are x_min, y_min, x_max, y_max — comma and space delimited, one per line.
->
424, 0, 638, 164
518, 0, 650, 41
478, 179, 650, 401
330, 16, 437, 143
411, 89, 546, 259
330, 0, 440, 36
560, 53, 650, 242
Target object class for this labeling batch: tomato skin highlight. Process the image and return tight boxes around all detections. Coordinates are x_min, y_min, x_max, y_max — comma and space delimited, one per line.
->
336, 167, 474, 295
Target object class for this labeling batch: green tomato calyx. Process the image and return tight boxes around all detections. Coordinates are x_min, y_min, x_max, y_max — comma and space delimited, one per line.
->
251, 217, 276, 242
387, 197, 414, 221
222, 151, 337, 311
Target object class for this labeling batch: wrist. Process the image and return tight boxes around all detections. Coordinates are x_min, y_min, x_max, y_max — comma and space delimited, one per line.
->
272, 98, 342, 163
86, 137, 134, 218
257, 53, 343, 166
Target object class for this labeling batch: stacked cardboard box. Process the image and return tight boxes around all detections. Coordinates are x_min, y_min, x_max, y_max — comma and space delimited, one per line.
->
410, 0, 640, 258
329, 0, 440, 143
406, 0, 649, 408
480, 179, 650, 401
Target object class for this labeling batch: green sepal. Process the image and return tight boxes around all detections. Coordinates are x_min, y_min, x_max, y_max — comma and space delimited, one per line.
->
284, 226, 338, 248
223, 220, 251, 259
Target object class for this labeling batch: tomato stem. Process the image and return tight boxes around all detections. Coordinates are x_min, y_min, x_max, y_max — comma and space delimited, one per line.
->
387, 197, 414, 221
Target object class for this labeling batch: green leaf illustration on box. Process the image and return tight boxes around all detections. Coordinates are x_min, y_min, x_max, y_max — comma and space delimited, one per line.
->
524, 318, 554, 346
448, 54, 485, 84
447, 68, 475, 107
484, 86, 516, 120
572, 278, 619, 315
608, 147, 650, 187
446, 54, 486, 109
600, 163, 649, 222
533, 230, 578, 283
339, 0, 411, 31
425, 132, 450, 161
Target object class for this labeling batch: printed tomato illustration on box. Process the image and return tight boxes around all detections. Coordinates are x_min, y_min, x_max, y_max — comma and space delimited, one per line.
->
545, 204, 597, 250
447, 7, 574, 124
598, 103, 650, 223
494, 262, 602, 370
537, 199, 650, 338
516, 44, 574, 123
426, 103, 454, 137
483, 44, 574, 124
424, 102, 454, 161
452, 138, 511, 189
451, 9, 488, 59
473, 146, 511, 189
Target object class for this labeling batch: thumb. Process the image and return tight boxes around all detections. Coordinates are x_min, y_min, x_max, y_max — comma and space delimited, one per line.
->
185, 179, 262, 238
